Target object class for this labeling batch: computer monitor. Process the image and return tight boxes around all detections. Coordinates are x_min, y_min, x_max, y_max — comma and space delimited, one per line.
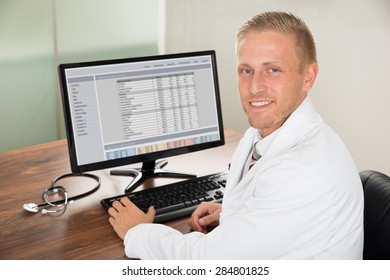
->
58, 50, 224, 193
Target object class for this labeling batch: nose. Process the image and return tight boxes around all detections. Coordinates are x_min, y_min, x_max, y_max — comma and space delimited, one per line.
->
249, 72, 266, 95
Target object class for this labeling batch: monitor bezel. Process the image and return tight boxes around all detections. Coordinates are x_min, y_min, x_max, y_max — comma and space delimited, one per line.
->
58, 50, 225, 174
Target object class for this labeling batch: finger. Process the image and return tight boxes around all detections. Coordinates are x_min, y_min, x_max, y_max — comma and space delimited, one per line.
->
120, 197, 144, 213
188, 217, 196, 230
199, 209, 221, 227
108, 216, 119, 232
146, 206, 156, 222
188, 203, 214, 231
188, 214, 205, 233
189, 203, 213, 225
108, 216, 116, 227
108, 217, 125, 240
108, 207, 118, 217
120, 197, 134, 207
112, 200, 125, 211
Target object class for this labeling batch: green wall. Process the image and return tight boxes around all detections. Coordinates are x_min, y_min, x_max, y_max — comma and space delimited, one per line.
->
0, 0, 159, 152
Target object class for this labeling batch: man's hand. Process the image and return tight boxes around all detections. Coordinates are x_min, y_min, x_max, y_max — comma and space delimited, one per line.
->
188, 202, 222, 234
108, 197, 155, 240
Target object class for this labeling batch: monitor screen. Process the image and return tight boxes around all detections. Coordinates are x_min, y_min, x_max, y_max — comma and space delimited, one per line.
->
58, 50, 224, 191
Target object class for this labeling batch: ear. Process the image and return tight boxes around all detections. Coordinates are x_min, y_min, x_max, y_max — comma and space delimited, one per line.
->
303, 63, 319, 92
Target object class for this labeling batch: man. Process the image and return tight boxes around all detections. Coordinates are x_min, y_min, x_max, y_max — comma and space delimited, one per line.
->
108, 11, 364, 259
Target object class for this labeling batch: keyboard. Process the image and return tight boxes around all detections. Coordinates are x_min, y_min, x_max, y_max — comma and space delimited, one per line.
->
101, 171, 228, 223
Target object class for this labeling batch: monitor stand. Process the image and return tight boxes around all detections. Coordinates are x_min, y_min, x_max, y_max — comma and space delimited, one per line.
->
110, 159, 197, 193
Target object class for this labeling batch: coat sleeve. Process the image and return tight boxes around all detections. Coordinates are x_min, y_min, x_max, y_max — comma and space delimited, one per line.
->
123, 161, 362, 259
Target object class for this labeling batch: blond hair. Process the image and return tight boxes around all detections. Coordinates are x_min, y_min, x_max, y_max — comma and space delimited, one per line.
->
236, 11, 317, 69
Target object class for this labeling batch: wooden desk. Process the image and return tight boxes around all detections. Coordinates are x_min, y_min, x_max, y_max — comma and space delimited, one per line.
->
0, 129, 242, 259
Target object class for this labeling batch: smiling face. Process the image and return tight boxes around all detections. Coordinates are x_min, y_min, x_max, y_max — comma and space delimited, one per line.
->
237, 30, 318, 137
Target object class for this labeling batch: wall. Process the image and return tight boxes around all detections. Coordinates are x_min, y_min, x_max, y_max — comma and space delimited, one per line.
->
161, 0, 390, 175
0, 0, 56, 152
0, 0, 159, 152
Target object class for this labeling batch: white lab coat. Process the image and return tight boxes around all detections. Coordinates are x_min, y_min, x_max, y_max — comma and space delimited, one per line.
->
123, 96, 364, 259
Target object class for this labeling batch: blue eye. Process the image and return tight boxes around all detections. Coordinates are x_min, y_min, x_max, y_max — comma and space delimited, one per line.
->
269, 68, 280, 73
242, 69, 253, 74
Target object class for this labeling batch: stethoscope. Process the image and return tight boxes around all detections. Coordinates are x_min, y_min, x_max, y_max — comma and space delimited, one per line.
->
23, 173, 101, 214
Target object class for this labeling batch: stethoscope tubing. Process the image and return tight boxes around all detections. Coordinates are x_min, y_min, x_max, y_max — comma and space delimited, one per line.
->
23, 173, 101, 213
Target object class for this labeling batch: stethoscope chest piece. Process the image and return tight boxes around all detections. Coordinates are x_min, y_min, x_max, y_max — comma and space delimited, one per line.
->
23, 203, 40, 213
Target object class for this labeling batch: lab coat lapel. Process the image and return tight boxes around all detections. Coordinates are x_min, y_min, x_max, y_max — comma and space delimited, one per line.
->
259, 96, 318, 162
225, 128, 255, 187
224, 97, 318, 205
